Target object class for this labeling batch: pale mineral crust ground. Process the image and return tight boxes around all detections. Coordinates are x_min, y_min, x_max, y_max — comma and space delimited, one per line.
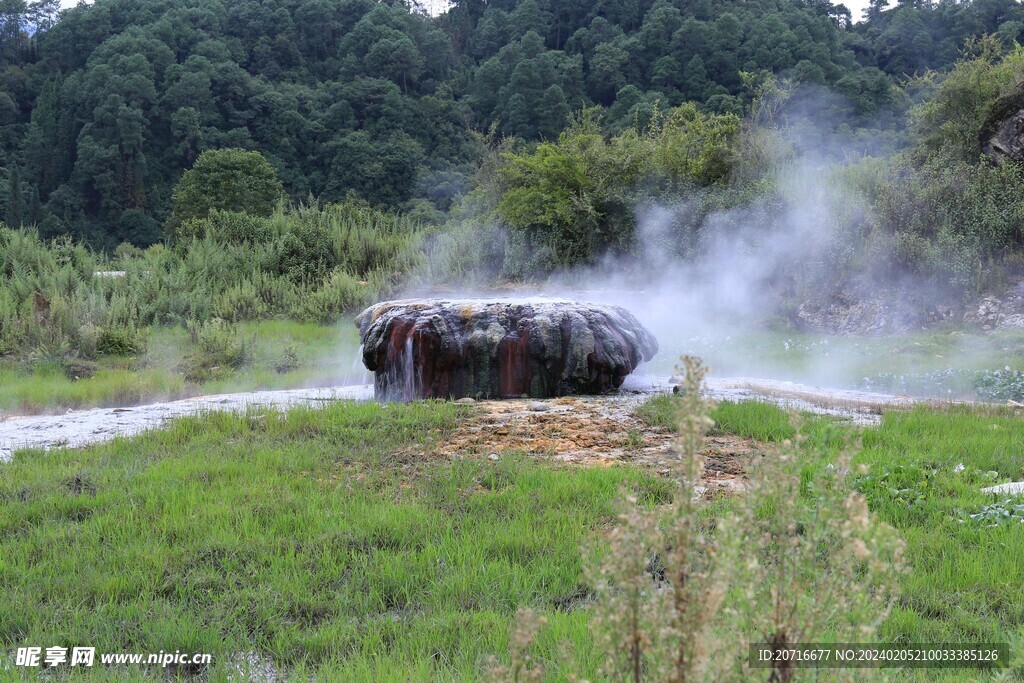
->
0, 375, 974, 463
0, 385, 373, 461
392, 393, 753, 497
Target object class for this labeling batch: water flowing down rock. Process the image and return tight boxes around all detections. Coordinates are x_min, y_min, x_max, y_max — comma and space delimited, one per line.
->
355, 298, 659, 400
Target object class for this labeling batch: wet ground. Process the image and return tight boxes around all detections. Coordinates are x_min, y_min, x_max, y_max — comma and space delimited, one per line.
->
0, 385, 373, 461
0, 373, 957, 463
0, 374, 987, 504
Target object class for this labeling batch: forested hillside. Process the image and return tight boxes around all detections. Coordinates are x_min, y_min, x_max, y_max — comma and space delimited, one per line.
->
3, 0, 1024, 250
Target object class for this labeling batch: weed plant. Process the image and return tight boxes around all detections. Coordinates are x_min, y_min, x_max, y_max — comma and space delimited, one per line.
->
507, 360, 906, 681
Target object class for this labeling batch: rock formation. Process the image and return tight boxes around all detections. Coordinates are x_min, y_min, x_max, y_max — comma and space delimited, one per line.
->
355, 298, 659, 400
981, 81, 1024, 166
963, 283, 1024, 331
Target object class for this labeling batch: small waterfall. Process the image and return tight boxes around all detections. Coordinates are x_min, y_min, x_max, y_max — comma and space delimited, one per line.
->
402, 335, 416, 400
350, 344, 370, 385
378, 333, 417, 401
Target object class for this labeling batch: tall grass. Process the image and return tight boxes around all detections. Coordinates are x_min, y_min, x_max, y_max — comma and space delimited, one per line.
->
0, 202, 424, 365
547, 361, 905, 682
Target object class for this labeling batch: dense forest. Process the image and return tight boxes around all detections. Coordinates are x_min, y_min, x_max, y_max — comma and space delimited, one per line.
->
3, 0, 1024, 249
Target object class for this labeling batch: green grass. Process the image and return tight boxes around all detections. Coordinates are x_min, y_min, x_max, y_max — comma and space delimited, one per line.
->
859, 407, 1024, 647
0, 400, 672, 680
638, 396, 799, 442
637, 395, 836, 445
0, 319, 365, 415
639, 395, 1024, 677
3, 393, 1024, 679
0, 363, 190, 414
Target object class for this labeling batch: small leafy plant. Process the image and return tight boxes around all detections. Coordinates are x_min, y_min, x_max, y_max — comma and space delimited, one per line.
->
963, 499, 1024, 527
859, 367, 1024, 402
974, 367, 1024, 402
852, 464, 939, 509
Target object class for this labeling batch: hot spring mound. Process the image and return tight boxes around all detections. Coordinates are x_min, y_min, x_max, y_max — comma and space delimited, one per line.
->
355, 298, 659, 401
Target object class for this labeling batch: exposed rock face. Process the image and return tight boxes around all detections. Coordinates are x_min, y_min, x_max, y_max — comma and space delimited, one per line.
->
981, 82, 1024, 166
795, 282, 1024, 334
795, 290, 956, 335
355, 298, 659, 401
963, 283, 1024, 330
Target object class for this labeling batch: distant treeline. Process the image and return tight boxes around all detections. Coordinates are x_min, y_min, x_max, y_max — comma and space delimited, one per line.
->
2, 0, 1024, 248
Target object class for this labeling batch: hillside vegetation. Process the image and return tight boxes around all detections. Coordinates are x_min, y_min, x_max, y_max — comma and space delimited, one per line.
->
3, 0, 1024, 248
0, 202, 420, 370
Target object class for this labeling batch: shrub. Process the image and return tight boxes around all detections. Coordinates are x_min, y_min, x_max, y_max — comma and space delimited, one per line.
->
297, 269, 370, 324
273, 345, 301, 374
0, 202, 422, 363
76, 323, 101, 360
211, 279, 271, 322
180, 318, 253, 381
168, 149, 284, 236
174, 210, 272, 245
494, 105, 740, 275
858, 42, 1024, 291
98, 293, 147, 355
274, 226, 334, 283
187, 318, 252, 370
414, 219, 507, 283
910, 38, 1024, 165
97, 322, 147, 356
871, 156, 1024, 290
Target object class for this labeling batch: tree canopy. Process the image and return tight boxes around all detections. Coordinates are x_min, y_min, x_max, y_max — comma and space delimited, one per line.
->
1, 0, 1021, 249
168, 148, 284, 235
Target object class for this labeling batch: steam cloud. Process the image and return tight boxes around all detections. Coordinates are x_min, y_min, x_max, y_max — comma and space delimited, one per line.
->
401, 88, 995, 393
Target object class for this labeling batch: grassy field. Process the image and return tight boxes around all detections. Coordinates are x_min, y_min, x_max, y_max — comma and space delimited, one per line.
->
642, 396, 1024, 678
0, 400, 673, 681
0, 320, 364, 416
1, 394, 1023, 679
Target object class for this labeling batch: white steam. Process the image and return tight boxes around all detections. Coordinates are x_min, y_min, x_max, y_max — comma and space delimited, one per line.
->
400, 89, 1000, 395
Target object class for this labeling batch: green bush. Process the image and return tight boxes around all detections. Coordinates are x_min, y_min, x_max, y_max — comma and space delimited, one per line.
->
76, 323, 101, 360
297, 269, 372, 324
211, 279, 272, 322
98, 293, 147, 356
853, 42, 1024, 291
494, 105, 740, 275
181, 318, 253, 381
274, 226, 335, 283
97, 322, 147, 356
869, 146, 1024, 291
909, 38, 1024, 165
174, 210, 273, 245
273, 345, 301, 374
414, 220, 507, 283
168, 149, 284, 235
